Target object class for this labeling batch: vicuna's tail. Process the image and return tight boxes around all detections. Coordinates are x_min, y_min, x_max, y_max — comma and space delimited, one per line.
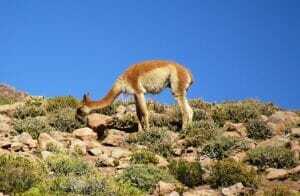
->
84, 83, 122, 110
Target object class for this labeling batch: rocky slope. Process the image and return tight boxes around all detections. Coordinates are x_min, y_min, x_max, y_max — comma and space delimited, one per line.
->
0, 85, 300, 195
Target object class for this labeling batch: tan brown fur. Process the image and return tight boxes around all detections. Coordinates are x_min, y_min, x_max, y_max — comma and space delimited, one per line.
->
77, 60, 194, 130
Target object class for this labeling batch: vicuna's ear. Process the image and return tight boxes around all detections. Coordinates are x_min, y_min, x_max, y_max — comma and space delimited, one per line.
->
82, 92, 91, 103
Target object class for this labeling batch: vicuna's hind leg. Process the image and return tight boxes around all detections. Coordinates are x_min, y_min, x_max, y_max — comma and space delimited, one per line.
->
134, 93, 149, 131
175, 95, 193, 129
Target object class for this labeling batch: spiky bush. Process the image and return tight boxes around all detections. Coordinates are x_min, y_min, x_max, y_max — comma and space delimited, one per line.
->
209, 158, 259, 188
168, 159, 204, 187
247, 146, 295, 170
147, 100, 167, 113
48, 107, 84, 132
13, 117, 53, 139
14, 101, 46, 119
127, 127, 173, 157
111, 113, 137, 130
130, 149, 159, 165
0, 154, 45, 194
211, 101, 261, 126
46, 96, 79, 112
246, 119, 273, 140
46, 154, 91, 176
201, 136, 236, 160
189, 99, 212, 111
263, 184, 293, 196
118, 164, 175, 192
181, 120, 218, 147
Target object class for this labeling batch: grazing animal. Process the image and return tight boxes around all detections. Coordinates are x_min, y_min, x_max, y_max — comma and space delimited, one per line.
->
76, 60, 194, 131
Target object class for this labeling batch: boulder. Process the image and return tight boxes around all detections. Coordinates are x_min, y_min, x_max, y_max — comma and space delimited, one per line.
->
221, 183, 245, 196
266, 168, 289, 180
87, 113, 112, 128
15, 132, 37, 148
154, 181, 176, 195
0, 102, 23, 117
257, 135, 290, 148
111, 147, 131, 159
291, 128, 300, 137
88, 147, 104, 156
70, 139, 87, 155
38, 133, 63, 150
267, 111, 300, 134
102, 129, 126, 147
95, 154, 117, 167
0, 114, 11, 124
183, 185, 220, 196
223, 122, 247, 137
73, 127, 97, 141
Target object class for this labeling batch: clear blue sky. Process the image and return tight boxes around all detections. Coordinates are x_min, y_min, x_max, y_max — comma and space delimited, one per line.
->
1, 1, 299, 109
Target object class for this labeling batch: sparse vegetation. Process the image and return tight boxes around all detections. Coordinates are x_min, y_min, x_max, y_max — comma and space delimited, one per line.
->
0, 95, 14, 105
48, 107, 84, 132
181, 120, 218, 147
13, 117, 53, 139
209, 158, 259, 188
14, 102, 46, 119
130, 149, 159, 165
247, 146, 295, 170
201, 136, 236, 160
46, 96, 79, 112
118, 164, 175, 192
0, 154, 45, 194
246, 119, 273, 140
168, 159, 204, 187
263, 184, 294, 196
127, 127, 173, 157
46, 153, 91, 176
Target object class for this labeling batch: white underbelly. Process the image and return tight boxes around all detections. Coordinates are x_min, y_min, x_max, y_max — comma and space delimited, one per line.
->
140, 67, 170, 94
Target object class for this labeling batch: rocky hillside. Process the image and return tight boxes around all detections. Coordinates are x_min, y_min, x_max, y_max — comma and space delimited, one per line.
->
0, 86, 300, 195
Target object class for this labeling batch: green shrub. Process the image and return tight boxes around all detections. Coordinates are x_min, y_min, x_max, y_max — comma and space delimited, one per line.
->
247, 146, 295, 170
48, 107, 84, 132
147, 100, 167, 113
149, 113, 179, 131
168, 159, 204, 187
13, 117, 53, 139
246, 119, 273, 140
0, 95, 14, 105
201, 136, 236, 160
46, 154, 91, 176
189, 99, 212, 111
181, 120, 218, 147
263, 184, 293, 196
0, 154, 45, 194
193, 108, 211, 121
111, 113, 137, 130
14, 103, 46, 119
96, 100, 123, 115
209, 158, 259, 188
127, 128, 173, 157
211, 101, 260, 127
46, 96, 79, 112
118, 164, 175, 192
130, 149, 159, 165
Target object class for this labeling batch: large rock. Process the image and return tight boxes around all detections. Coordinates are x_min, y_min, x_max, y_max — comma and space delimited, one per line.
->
87, 113, 112, 128
38, 133, 63, 150
0, 114, 11, 124
154, 181, 176, 195
267, 111, 300, 134
0, 102, 23, 117
70, 139, 87, 155
73, 127, 97, 141
15, 132, 37, 148
221, 183, 245, 196
111, 147, 131, 159
289, 164, 300, 175
102, 129, 126, 147
257, 135, 290, 148
183, 185, 220, 196
291, 128, 300, 137
95, 154, 117, 167
223, 122, 247, 137
88, 147, 104, 156
266, 168, 289, 180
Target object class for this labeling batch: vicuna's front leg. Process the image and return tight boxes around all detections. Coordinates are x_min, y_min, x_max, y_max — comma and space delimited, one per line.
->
175, 95, 193, 129
134, 93, 149, 131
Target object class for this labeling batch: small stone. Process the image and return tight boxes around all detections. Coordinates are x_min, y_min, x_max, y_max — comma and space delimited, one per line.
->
173, 148, 182, 156
41, 151, 54, 160
257, 135, 290, 148
102, 129, 126, 147
0, 123, 10, 133
11, 142, 23, 151
0, 114, 11, 124
89, 147, 103, 156
221, 183, 244, 196
87, 113, 112, 128
266, 168, 289, 180
199, 155, 214, 168
167, 191, 180, 196
232, 152, 247, 162
156, 155, 169, 167
73, 127, 97, 141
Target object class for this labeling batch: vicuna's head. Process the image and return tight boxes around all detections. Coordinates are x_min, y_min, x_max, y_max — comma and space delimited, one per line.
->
76, 93, 92, 122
